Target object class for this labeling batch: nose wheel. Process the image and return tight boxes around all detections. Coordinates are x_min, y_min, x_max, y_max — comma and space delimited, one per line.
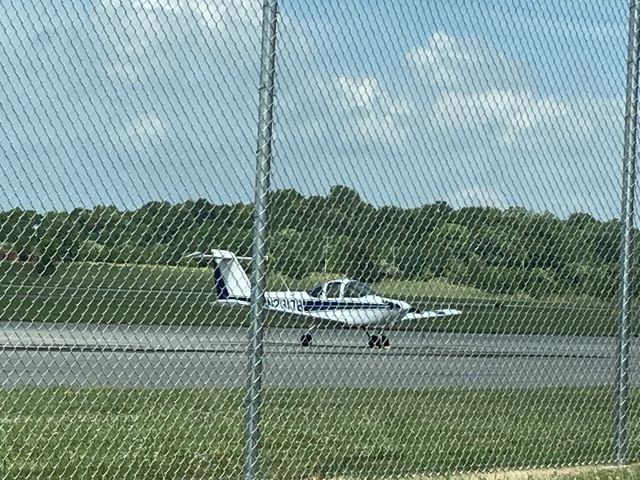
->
368, 334, 390, 349
300, 333, 312, 347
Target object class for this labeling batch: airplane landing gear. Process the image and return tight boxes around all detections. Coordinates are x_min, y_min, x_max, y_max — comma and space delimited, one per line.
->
367, 334, 390, 349
300, 325, 318, 347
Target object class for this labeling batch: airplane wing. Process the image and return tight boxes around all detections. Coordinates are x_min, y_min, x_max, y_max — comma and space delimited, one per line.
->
400, 308, 463, 321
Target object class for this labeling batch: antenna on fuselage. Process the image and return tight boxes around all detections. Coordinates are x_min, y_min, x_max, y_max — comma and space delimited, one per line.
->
185, 251, 264, 262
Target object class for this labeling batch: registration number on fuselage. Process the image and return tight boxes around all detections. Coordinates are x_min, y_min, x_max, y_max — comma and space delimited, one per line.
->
266, 298, 305, 312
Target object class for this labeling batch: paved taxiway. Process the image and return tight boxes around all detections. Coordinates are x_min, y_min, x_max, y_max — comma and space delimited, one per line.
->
0, 322, 628, 389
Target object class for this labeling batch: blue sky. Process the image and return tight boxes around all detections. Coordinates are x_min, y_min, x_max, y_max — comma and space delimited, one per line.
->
0, 0, 628, 219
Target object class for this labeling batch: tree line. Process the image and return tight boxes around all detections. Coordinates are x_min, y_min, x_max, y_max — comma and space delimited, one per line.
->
0, 185, 625, 299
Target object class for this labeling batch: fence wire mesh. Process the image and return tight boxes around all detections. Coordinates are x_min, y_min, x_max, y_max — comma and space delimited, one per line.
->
0, 0, 637, 479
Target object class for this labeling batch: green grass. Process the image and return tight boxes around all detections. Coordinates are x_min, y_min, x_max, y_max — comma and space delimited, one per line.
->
0, 386, 634, 479
553, 466, 640, 480
0, 261, 211, 292
0, 261, 621, 336
0, 286, 618, 335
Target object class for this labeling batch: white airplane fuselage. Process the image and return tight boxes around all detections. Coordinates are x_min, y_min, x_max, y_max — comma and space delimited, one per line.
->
266, 291, 410, 327
220, 290, 411, 327
197, 249, 461, 348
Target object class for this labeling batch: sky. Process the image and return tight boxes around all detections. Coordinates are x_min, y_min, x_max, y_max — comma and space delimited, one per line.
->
0, 0, 629, 219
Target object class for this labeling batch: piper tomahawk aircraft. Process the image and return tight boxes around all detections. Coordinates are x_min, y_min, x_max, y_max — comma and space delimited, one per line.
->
190, 249, 462, 348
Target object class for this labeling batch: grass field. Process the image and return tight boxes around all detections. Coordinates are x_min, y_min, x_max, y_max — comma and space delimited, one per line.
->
0, 261, 621, 336
399, 465, 640, 480
0, 386, 633, 480
0, 265, 634, 479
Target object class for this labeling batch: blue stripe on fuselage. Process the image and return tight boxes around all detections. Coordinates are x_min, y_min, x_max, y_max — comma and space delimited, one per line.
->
303, 301, 390, 311
221, 296, 403, 312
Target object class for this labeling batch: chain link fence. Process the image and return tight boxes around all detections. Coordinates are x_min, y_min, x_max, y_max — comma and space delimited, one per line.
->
0, 0, 638, 479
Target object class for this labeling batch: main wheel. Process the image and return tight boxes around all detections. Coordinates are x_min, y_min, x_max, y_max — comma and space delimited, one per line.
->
368, 335, 390, 349
300, 333, 312, 347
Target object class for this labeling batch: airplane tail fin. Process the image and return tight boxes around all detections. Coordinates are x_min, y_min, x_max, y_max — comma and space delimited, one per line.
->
188, 250, 251, 300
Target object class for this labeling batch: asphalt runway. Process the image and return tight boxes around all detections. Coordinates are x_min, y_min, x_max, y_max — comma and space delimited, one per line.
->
0, 322, 629, 389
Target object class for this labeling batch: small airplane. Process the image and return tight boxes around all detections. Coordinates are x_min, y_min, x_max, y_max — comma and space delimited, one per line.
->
189, 249, 462, 348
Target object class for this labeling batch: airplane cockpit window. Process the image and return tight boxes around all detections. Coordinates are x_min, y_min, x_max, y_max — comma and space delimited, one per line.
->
307, 285, 323, 297
343, 281, 375, 298
324, 281, 342, 298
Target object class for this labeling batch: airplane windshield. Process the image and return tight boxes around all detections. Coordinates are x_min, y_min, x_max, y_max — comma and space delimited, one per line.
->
324, 282, 342, 298
307, 285, 324, 297
344, 281, 375, 298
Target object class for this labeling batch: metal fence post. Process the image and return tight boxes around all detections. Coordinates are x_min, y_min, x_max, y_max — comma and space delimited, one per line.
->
243, 0, 279, 479
614, 0, 640, 464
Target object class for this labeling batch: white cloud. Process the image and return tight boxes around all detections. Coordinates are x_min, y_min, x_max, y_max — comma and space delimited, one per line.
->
431, 89, 569, 144
405, 32, 528, 92
331, 75, 413, 146
192, 0, 260, 32
405, 31, 613, 150
127, 0, 260, 34
335, 75, 413, 115
354, 112, 407, 146
96, 0, 261, 76
122, 114, 165, 149
0, 1, 625, 218
132, 0, 184, 12
337, 75, 381, 109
